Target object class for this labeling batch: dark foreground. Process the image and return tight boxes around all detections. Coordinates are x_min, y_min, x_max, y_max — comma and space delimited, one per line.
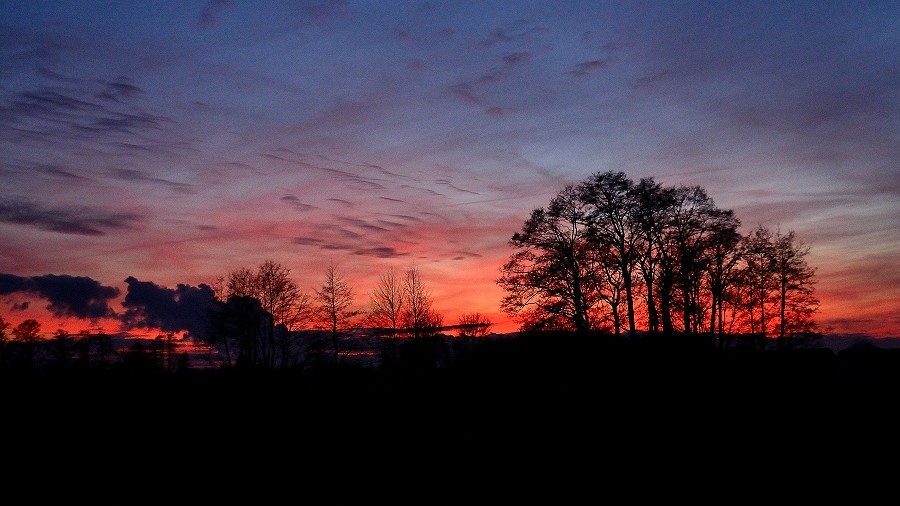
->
4, 332, 899, 493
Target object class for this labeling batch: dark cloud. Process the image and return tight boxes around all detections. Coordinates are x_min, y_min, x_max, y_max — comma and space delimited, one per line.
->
502, 52, 532, 65
0, 273, 119, 319
0, 274, 31, 294
327, 198, 353, 206
292, 236, 323, 246
393, 28, 415, 41
375, 219, 407, 229
11, 301, 29, 311
306, 0, 351, 20
450, 84, 481, 105
485, 106, 505, 117
40, 164, 85, 180
566, 59, 606, 78
389, 214, 423, 222
280, 194, 318, 212
632, 69, 672, 90
408, 60, 427, 71
0, 196, 142, 236
0, 82, 174, 150
197, 0, 232, 28
95, 77, 144, 102
337, 216, 391, 233
353, 247, 406, 258
121, 277, 215, 339
379, 196, 405, 203
108, 168, 195, 193
477, 25, 547, 49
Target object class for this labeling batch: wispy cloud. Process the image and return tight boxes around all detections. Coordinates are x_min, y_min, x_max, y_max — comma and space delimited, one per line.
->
280, 194, 318, 212
0, 196, 142, 236
108, 168, 195, 194
565, 59, 606, 78
197, 0, 232, 28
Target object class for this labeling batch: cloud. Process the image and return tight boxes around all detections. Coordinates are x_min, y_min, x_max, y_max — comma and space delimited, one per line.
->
197, 0, 232, 28
502, 52, 533, 65
477, 25, 547, 49
0, 196, 142, 236
336, 216, 391, 233
0, 273, 119, 319
121, 277, 216, 338
353, 247, 406, 258
108, 168, 195, 193
393, 28, 416, 42
565, 59, 606, 78
11, 301, 29, 311
95, 77, 144, 102
631, 69, 672, 90
40, 164, 86, 180
450, 84, 481, 105
280, 194, 318, 212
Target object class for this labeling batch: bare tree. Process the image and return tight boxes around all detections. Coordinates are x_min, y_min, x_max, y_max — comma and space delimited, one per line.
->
403, 267, 443, 338
741, 226, 776, 336
497, 185, 600, 332
368, 267, 405, 364
215, 260, 313, 368
457, 313, 493, 338
580, 171, 641, 337
316, 263, 358, 365
771, 230, 818, 339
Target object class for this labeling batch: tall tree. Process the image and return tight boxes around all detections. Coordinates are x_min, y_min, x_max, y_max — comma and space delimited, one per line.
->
12, 319, 40, 343
12, 319, 41, 370
316, 263, 358, 365
633, 178, 675, 334
0, 315, 9, 367
368, 268, 405, 364
217, 260, 313, 368
662, 186, 737, 334
705, 219, 743, 344
402, 267, 443, 338
771, 230, 818, 339
580, 171, 640, 337
741, 226, 776, 336
498, 185, 600, 332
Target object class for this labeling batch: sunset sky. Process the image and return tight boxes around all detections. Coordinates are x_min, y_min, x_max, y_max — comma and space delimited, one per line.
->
1, 1, 897, 338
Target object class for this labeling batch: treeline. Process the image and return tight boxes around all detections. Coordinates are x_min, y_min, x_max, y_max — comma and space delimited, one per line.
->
498, 171, 819, 343
204, 261, 491, 370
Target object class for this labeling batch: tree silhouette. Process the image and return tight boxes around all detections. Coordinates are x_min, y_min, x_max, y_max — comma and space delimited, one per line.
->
11, 319, 41, 370
499, 170, 818, 344
498, 185, 600, 331
633, 178, 675, 334
457, 313, 492, 338
367, 267, 405, 365
217, 260, 314, 368
0, 315, 9, 368
770, 229, 819, 339
51, 329, 72, 369
580, 171, 641, 337
402, 267, 442, 338
315, 263, 358, 365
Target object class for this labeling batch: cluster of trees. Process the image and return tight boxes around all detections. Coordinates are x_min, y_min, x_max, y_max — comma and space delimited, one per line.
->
206, 261, 491, 370
0, 316, 123, 371
498, 171, 818, 343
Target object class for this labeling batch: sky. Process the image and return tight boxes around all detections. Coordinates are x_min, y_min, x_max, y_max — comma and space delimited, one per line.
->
1, 0, 897, 339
